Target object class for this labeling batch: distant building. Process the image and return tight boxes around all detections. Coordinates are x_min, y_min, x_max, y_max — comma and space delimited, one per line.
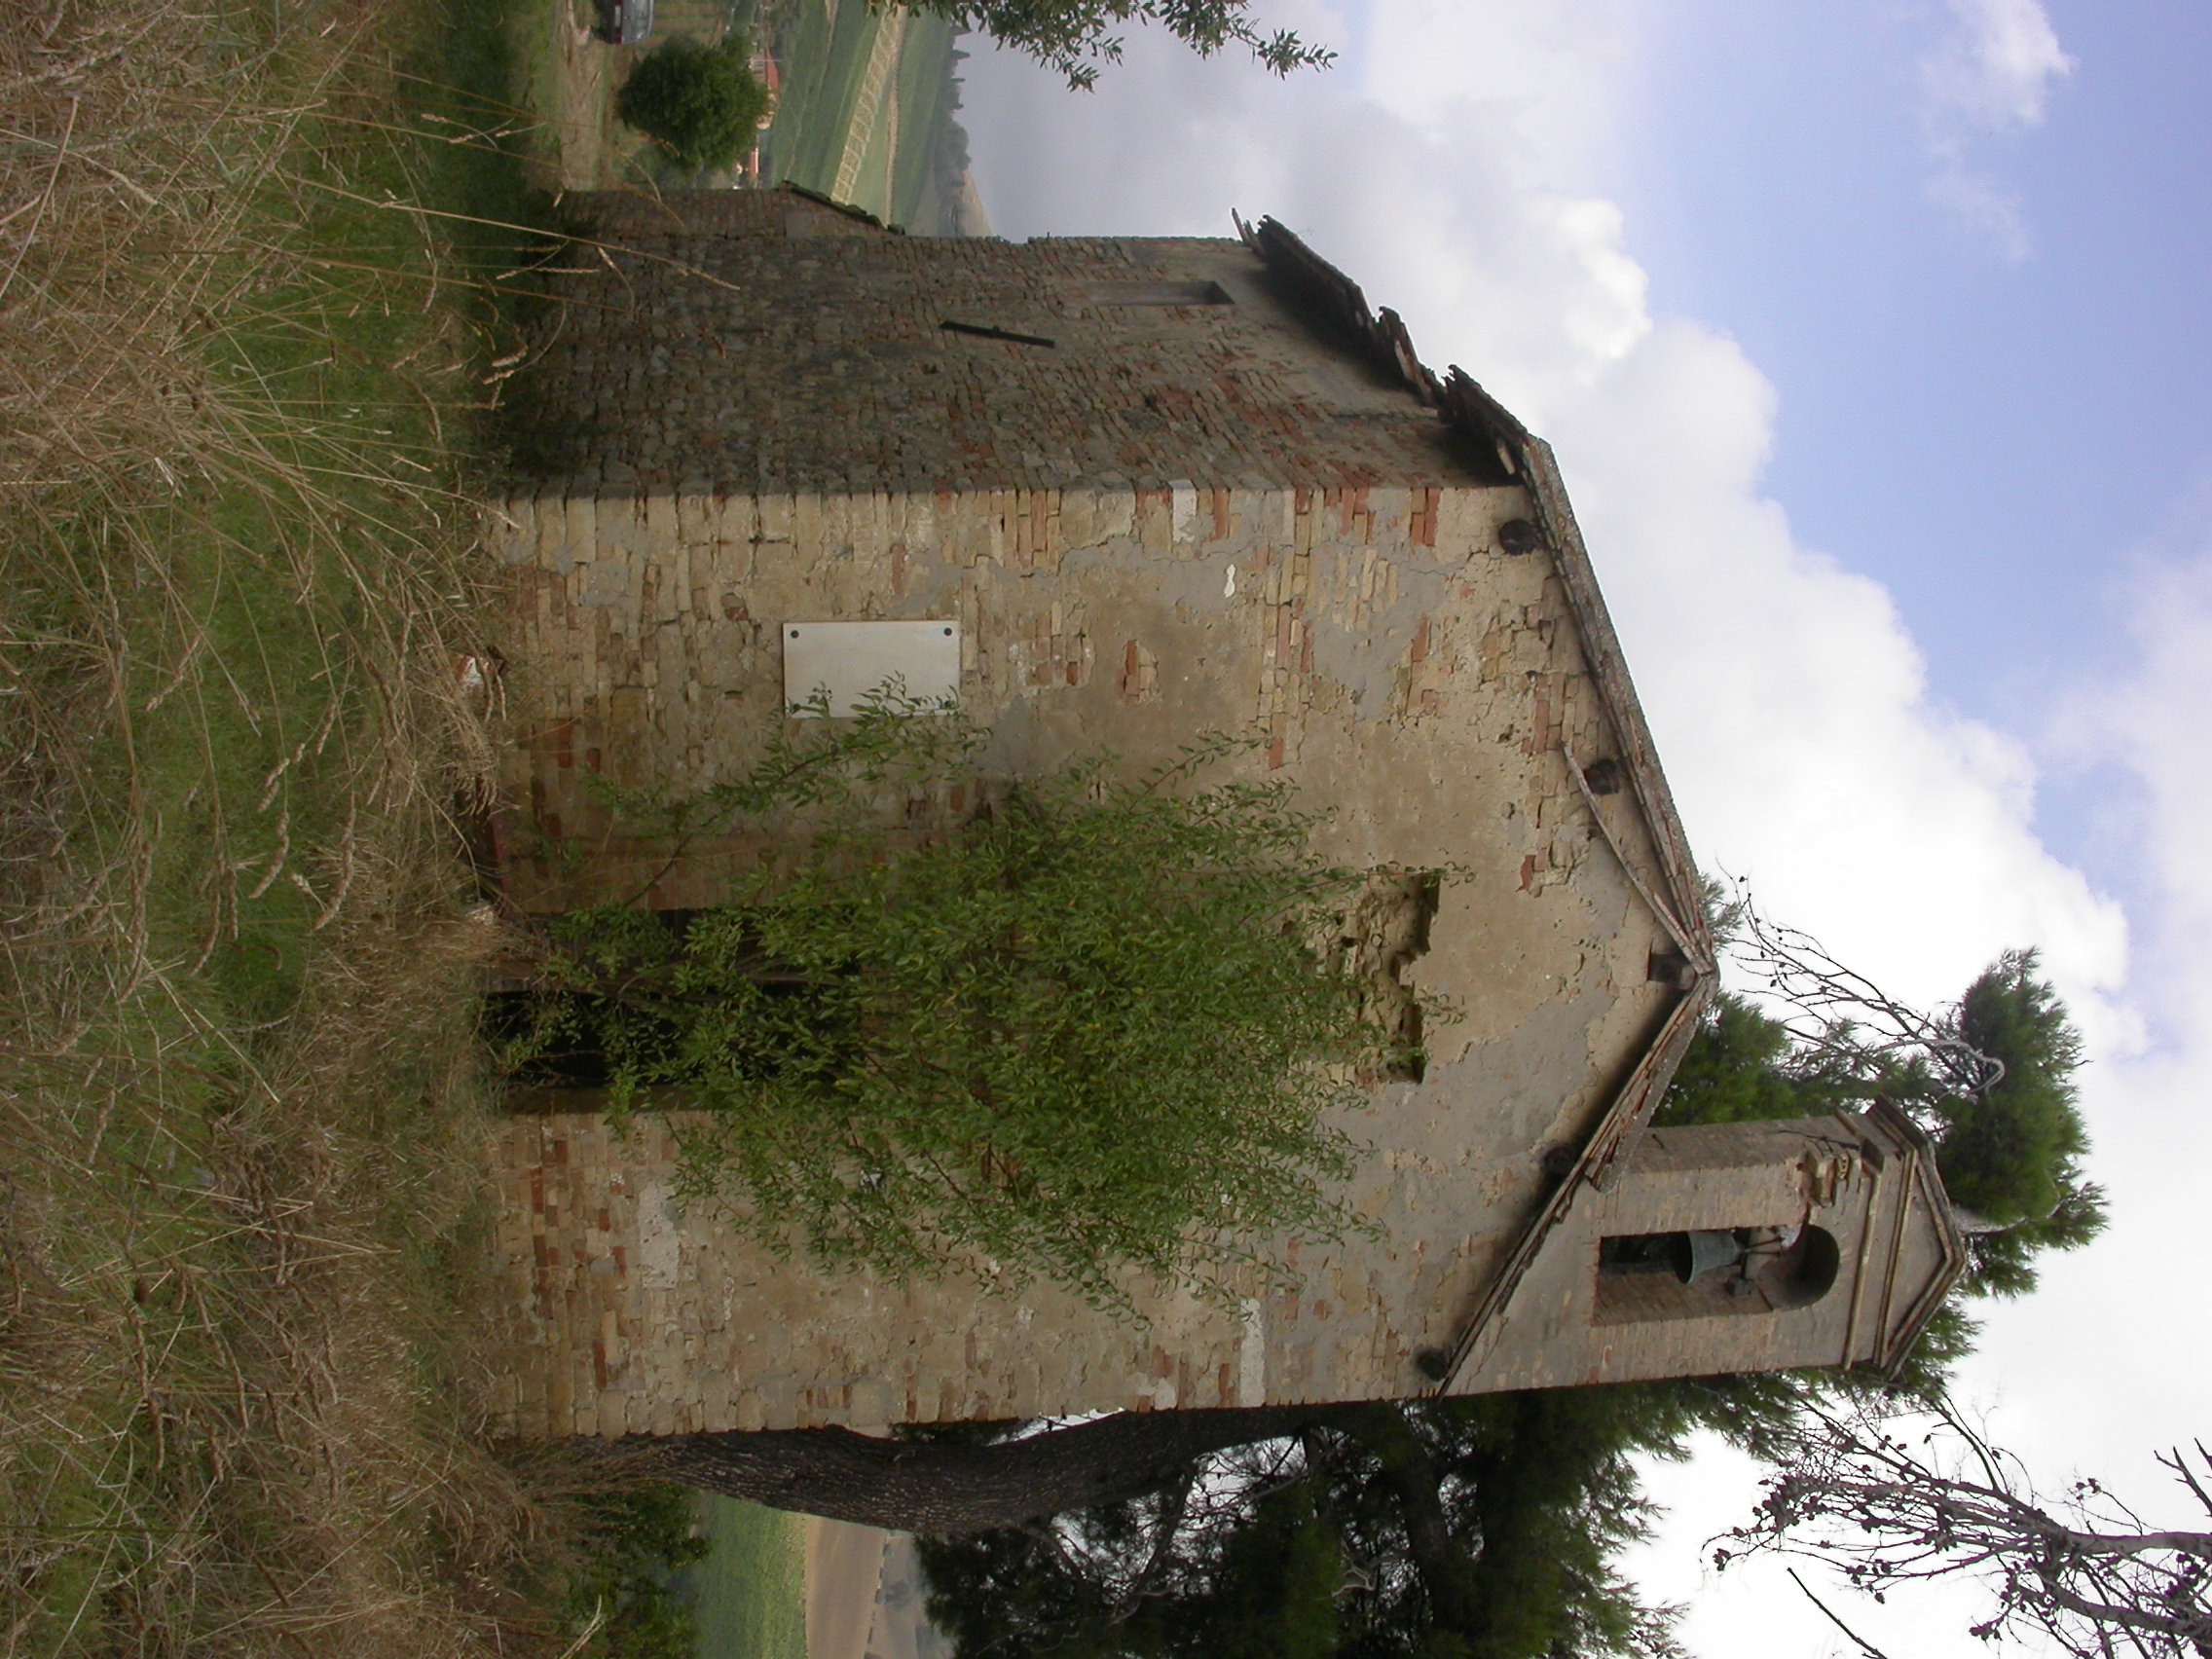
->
483, 187, 1964, 1440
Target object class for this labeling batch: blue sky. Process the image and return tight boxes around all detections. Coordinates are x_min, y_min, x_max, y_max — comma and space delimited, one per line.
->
1616, 3, 2212, 849
956, 4, 2212, 1653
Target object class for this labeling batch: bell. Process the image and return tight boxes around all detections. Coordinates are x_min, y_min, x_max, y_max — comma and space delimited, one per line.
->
1670, 1230, 1747, 1285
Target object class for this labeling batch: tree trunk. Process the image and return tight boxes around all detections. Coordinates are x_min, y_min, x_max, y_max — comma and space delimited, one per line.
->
623, 1404, 1355, 1536
1345, 1403, 1484, 1635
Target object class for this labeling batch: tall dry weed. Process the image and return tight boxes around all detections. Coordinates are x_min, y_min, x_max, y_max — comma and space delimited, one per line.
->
0, 0, 620, 1653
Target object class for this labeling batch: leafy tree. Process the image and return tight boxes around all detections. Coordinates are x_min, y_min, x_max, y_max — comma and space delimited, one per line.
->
1723, 1398, 2212, 1659
636, 1381, 1805, 1654
1652, 993, 1842, 1127
1656, 908, 2103, 1305
511, 698, 1431, 1309
614, 36, 771, 173
923, 1477, 1344, 1659
900, 1384, 1824, 1659
1936, 952, 2103, 1294
913, 0, 1333, 90
563, 1482, 710, 1659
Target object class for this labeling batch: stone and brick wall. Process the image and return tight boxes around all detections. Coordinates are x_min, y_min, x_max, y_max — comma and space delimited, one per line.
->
489, 477, 1650, 914
480, 196, 1735, 1439
481, 464, 1694, 1436
506, 190, 1503, 498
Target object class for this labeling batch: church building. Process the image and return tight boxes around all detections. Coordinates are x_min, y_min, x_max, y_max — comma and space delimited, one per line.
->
482, 187, 1964, 1440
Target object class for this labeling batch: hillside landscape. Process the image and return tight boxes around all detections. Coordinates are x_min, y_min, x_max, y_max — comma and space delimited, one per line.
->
532, 0, 985, 232
0, 0, 837, 1651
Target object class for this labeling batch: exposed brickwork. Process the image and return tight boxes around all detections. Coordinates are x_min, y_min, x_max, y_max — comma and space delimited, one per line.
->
507, 190, 1500, 498
474, 198, 1936, 1442
482, 466, 1687, 1436
488, 480, 1634, 915
486, 1102, 1959, 1436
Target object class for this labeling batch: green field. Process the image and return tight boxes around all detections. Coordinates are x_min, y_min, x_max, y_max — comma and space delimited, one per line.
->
579, 0, 972, 221
754, 0, 964, 229
889, 13, 960, 230
673, 1497, 809, 1659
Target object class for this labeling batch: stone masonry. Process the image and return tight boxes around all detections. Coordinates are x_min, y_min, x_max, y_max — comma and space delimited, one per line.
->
483, 466, 1675, 1436
506, 188, 1505, 498
481, 191, 1959, 1441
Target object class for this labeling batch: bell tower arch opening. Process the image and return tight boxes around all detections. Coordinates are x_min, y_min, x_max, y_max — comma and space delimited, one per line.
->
1593, 1224, 1841, 1325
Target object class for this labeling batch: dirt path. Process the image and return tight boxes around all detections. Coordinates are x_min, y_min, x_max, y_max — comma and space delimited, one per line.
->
804, 1517, 889, 1659
526, 0, 633, 192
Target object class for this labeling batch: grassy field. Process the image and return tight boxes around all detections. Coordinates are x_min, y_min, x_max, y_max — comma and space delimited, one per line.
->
1, 0, 939, 1647
754, 0, 961, 227
756, 0, 883, 191
0, 0, 676, 1653
888, 12, 960, 231
672, 1498, 808, 1659
526, 0, 968, 214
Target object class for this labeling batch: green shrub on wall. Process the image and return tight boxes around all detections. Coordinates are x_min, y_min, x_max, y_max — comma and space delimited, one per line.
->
503, 697, 1442, 1312
614, 36, 771, 173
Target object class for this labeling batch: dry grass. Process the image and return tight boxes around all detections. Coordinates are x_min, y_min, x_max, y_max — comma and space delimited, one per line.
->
0, 0, 636, 1652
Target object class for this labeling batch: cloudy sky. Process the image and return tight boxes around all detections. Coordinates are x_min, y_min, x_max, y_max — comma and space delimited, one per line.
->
954, 4, 2212, 1652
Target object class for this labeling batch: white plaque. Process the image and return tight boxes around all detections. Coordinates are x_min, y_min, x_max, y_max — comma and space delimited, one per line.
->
781, 619, 961, 718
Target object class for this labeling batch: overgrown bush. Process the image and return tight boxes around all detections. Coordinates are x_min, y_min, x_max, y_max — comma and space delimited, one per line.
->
505, 700, 1442, 1310
563, 1484, 709, 1659
614, 36, 770, 172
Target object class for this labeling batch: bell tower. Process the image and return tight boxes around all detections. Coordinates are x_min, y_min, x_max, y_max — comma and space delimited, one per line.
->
1443, 1102, 1967, 1393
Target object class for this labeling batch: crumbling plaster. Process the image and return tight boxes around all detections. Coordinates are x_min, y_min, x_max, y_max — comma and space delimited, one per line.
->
480, 189, 1717, 1440
484, 466, 1689, 1438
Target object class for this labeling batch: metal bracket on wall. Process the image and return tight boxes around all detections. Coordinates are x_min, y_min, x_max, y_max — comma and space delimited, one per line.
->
939, 319, 1056, 349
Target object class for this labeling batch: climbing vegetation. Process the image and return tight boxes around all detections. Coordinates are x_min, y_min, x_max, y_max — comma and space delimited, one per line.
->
506, 697, 1446, 1310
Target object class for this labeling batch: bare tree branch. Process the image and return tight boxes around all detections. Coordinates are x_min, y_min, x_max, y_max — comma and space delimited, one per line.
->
2161, 1446, 2212, 1528
1715, 876, 2007, 1100
1787, 1567, 1898, 1659
1723, 1398, 2212, 1659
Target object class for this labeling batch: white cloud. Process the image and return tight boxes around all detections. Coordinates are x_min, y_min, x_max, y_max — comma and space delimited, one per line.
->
1990, 539, 2212, 1463
1921, 0, 2073, 133
957, 5, 2197, 1648
1925, 166, 2034, 264
1918, 0, 2073, 259
1549, 318, 2131, 1027
1355, 0, 1641, 177
2090, 549, 2212, 1025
